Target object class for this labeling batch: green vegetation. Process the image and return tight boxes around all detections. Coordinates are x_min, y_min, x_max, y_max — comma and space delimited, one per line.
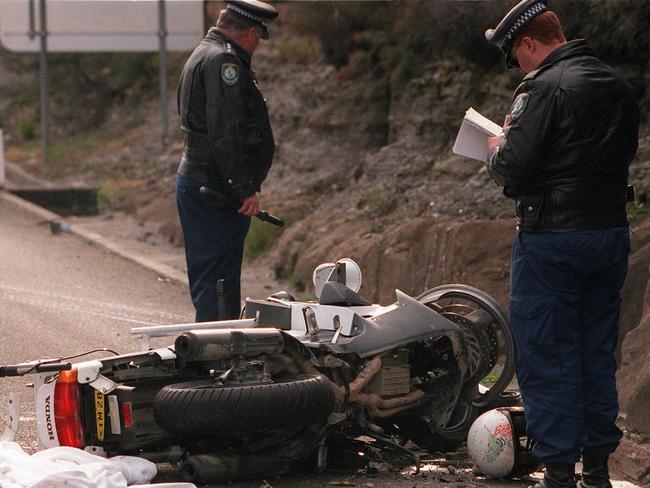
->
47, 52, 161, 127
17, 118, 36, 140
244, 218, 285, 258
97, 179, 120, 211
357, 188, 397, 217
627, 200, 650, 222
555, 0, 650, 65
277, 36, 321, 64
47, 134, 98, 162
288, 1, 649, 96
287, 1, 508, 82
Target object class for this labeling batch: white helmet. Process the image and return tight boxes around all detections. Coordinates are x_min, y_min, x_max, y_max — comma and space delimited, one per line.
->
467, 407, 538, 479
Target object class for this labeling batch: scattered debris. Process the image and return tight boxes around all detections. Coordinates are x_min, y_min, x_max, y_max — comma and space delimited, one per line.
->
49, 220, 70, 234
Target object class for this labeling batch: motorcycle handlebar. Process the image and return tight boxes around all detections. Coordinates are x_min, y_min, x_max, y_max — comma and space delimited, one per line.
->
199, 186, 285, 227
0, 361, 72, 377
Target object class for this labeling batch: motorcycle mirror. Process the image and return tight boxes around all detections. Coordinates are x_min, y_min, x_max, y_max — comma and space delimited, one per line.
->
313, 263, 336, 299
312, 258, 363, 299
336, 258, 362, 294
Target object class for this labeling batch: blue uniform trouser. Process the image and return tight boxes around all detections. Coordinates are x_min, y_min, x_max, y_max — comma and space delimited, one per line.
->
176, 175, 251, 322
509, 228, 630, 464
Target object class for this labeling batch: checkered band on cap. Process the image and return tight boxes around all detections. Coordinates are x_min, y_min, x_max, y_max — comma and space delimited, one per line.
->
504, 1, 547, 41
227, 3, 267, 26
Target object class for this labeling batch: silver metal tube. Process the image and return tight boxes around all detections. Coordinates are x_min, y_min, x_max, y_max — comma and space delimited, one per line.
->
130, 318, 257, 338
28, 0, 36, 39
175, 328, 285, 361
38, 0, 49, 166
158, 0, 168, 146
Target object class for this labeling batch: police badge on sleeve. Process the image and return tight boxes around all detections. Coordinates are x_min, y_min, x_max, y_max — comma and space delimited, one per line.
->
510, 93, 529, 122
221, 63, 239, 86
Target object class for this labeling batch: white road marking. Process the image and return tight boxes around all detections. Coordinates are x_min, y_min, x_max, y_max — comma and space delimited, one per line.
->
0, 283, 191, 325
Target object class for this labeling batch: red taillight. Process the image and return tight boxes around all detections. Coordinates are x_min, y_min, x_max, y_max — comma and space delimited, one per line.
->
122, 401, 133, 429
54, 369, 85, 449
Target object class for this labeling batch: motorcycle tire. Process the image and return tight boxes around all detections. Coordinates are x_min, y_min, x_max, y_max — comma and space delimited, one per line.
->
395, 399, 479, 453
417, 284, 515, 408
153, 374, 335, 436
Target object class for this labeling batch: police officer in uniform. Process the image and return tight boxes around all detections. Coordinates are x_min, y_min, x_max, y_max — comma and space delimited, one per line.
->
484, 1, 639, 488
176, 0, 278, 321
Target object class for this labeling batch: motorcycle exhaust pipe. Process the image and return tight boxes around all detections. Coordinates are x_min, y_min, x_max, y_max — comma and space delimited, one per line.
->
175, 328, 285, 361
182, 453, 289, 483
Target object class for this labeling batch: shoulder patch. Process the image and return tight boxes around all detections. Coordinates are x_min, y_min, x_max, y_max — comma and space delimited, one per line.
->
510, 93, 529, 122
221, 63, 239, 86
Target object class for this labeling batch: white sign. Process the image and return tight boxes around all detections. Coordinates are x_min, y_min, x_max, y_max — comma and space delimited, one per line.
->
0, 0, 204, 52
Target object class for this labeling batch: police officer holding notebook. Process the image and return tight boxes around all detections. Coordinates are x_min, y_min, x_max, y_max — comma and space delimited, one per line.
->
484, 1, 639, 488
176, 0, 278, 322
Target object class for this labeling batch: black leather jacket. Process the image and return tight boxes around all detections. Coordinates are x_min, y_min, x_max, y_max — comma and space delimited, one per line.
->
487, 40, 639, 232
177, 28, 274, 201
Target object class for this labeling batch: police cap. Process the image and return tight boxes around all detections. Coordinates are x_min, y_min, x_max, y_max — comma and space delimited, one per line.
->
226, 0, 278, 40
485, 0, 549, 68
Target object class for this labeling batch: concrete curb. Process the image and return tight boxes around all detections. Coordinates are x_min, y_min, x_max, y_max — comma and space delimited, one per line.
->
1, 190, 188, 287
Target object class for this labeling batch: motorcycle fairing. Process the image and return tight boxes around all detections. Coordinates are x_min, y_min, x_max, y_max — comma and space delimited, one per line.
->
330, 290, 462, 358
245, 297, 389, 334
318, 281, 371, 306
245, 297, 293, 329
36, 380, 59, 449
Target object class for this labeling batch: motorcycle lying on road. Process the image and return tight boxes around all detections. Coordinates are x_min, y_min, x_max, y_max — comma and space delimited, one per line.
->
0, 258, 517, 484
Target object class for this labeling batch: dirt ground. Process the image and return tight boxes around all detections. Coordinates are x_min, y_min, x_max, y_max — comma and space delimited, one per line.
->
154, 454, 542, 488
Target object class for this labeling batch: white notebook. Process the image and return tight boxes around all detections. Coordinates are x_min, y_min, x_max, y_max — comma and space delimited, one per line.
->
452, 107, 504, 162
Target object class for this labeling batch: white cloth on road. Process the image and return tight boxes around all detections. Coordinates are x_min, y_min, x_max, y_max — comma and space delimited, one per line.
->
0, 442, 196, 488
91, 455, 157, 485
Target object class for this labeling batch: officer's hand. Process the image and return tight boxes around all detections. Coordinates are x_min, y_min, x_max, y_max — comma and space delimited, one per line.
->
239, 193, 260, 217
487, 135, 504, 151
487, 115, 511, 151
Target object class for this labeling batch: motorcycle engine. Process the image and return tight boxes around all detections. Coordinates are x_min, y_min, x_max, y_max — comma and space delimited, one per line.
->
367, 348, 411, 397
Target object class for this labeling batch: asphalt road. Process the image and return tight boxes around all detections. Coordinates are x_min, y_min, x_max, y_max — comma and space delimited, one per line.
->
0, 194, 639, 488
0, 194, 193, 454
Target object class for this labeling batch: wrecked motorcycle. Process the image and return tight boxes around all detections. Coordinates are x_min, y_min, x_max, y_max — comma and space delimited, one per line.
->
0, 258, 516, 483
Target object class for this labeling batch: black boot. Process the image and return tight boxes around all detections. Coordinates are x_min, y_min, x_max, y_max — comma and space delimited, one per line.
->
578, 454, 612, 488
533, 463, 577, 488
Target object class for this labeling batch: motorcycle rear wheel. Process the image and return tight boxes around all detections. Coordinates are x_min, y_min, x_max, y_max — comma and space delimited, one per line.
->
417, 284, 515, 408
153, 374, 335, 436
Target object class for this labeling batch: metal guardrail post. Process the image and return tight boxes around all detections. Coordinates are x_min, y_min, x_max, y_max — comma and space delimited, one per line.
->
39, 0, 49, 166
28, 0, 36, 39
159, 0, 168, 147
